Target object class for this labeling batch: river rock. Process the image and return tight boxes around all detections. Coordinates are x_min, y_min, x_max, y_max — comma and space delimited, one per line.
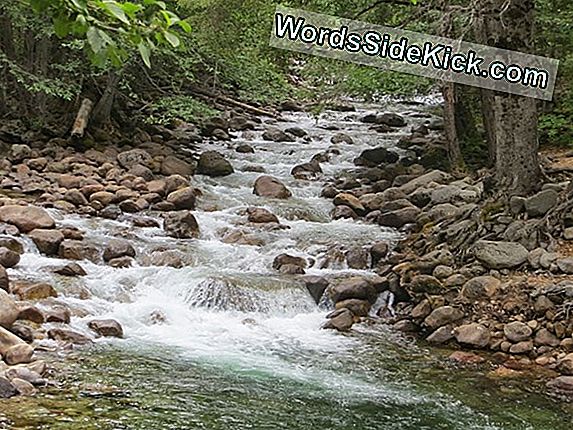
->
0, 290, 19, 328
345, 247, 369, 269
509, 341, 533, 354
411, 300, 432, 319
426, 326, 454, 344
12, 282, 57, 300
556, 258, 573, 274
409, 275, 443, 294
454, 323, 491, 348
322, 308, 354, 332
11, 378, 36, 396
330, 133, 354, 145
370, 242, 389, 265
302, 276, 328, 304
332, 206, 358, 220
0, 205, 55, 233
103, 240, 136, 262
291, 161, 322, 179
253, 176, 292, 199
263, 128, 295, 142
472, 241, 528, 269
117, 149, 152, 169
547, 376, 573, 392
335, 299, 370, 317
0, 325, 25, 356
45, 306, 71, 324
460, 276, 500, 300
4, 344, 34, 365
524, 189, 558, 217
355, 147, 399, 166
504, 321, 532, 342
556, 354, 573, 375
59, 240, 100, 262
0, 247, 19, 269
0, 237, 24, 255
0, 377, 17, 398
161, 155, 195, 177
247, 207, 279, 224
48, 328, 92, 345
398, 170, 449, 195
166, 187, 197, 210
64, 189, 89, 207
54, 263, 87, 277
424, 306, 463, 330
28, 229, 64, 256
534, 328, 560, 347
333, 193, 364, 214
17, 306, 45, 324
0, 267, 8, 292
88, 319, 124, 338
197, 151, 234, 177
272, 254, 306, 271
329, 277, 377, 304
377, 207, 421, 228
376, 113, 406, 127
163, 211, 200, 239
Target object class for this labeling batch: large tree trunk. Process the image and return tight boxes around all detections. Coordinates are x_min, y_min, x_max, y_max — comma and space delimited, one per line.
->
92, 71, 121, 126
480, 89, 496, 166
476, 0, 540, 194
442, 82, 464, 169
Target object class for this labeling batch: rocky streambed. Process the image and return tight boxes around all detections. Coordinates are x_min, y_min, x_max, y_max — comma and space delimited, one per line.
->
0, 97, 572, 428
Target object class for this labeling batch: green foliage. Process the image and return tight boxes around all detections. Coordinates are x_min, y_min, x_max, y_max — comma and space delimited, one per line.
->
28, 0, 190, 68
145, 95, 218, 125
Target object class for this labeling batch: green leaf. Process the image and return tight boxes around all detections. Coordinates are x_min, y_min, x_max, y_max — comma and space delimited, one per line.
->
87, 27, 104, 53
177, 20, 191, 33
121, 2, 142, 17
70, 0, 88, 11
103, 1, 130, 24
164, 31, 180, 48
138, 42, 151, 68
53, 17, 71, 38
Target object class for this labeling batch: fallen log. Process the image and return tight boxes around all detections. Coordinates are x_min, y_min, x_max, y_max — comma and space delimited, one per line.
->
189, 86, 277, 118
71, 98, 94, 138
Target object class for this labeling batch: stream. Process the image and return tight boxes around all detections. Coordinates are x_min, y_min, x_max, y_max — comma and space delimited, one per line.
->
1, 99, 572, 429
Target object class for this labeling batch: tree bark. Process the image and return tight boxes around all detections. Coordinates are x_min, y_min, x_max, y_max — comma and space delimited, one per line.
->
442, 82, 464, 169
92, 71, 121, 126
480, 89, 496, 166
71, 98, 94, 138
476, 0, 540, 194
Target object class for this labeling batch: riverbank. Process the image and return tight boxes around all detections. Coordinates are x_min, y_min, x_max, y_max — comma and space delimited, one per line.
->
0, 97, 572, 428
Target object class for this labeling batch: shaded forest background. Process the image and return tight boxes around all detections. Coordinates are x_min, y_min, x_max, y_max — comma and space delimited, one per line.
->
0, 0, 572, 178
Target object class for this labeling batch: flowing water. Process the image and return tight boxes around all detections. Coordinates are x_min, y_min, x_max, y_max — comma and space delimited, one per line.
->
2, 99, 573, 429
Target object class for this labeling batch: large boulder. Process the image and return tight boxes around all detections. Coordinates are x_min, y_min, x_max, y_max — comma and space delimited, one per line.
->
247, 207, 279, 224
0, 290, 19, 328
524, 189, 558, 217
504, 321, 532, 342
460, 276, 500, 300
333, 193, 365, 214
355, 147, 399, 166
88, 319, 124, 338
329, 277, 377, 304
424, 306, 463, 330
377, 207, 421, 228
0, 247, 19, 269
12, 282, 57, 300
161, 155, 196, 177
166, 187, 197, 210
28, 229, 64, 256
454, 323, 491, 348
103, 240, 136, 262
0, 205, 55, 233
196, 151, 234, 177
473, 241, 528, 269
163, 211, 200, 239
117, 149, 152, 169
398, 170, 449, 195
253, 176, 292, 199
262, 128, 296, 142
59, 240, 100, 262
322, 308, 354, 332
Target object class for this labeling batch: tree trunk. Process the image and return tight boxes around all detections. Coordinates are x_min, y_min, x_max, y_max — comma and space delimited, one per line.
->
442, 82, 464, 169
92, 71, 121, 126
476, 0, 540, 194
480, 89, 496, 166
